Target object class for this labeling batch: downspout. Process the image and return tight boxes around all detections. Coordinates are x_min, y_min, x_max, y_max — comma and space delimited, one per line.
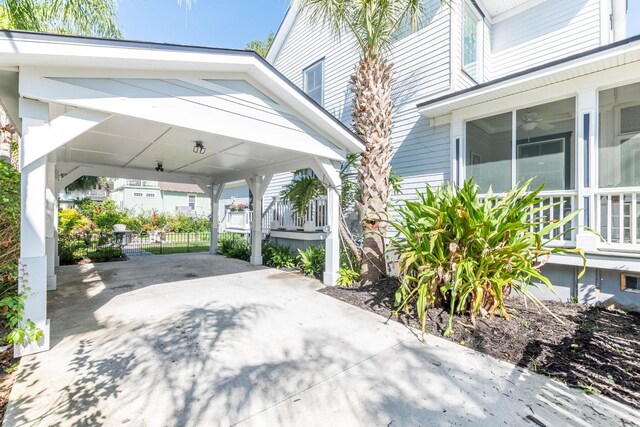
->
612, 0, 628, 42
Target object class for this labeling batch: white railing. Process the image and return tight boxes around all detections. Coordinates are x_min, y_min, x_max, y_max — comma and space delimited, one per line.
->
219, 197, 328, 235
480, 191, 578, 245
264, 196, 328, 233
595, 188, 640, 250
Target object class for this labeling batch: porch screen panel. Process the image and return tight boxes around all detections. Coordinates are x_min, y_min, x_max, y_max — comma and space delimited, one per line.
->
515, 98, 576, 191
599, 83, 640, 188
466, 112, 512, 193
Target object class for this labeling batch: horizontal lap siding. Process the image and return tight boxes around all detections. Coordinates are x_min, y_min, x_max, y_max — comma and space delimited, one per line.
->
269, 3, 453, 198
492, 0, 601, 78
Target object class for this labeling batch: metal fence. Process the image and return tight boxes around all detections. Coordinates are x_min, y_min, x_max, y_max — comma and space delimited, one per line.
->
123, 232, 211, 255
60, 232, 212, 264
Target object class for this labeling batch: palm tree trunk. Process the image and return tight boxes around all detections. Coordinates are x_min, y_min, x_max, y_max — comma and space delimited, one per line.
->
352, 55, 393, 284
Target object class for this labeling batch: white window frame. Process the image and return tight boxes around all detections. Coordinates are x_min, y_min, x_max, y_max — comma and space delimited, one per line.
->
133, 192, 144, 198
303, 59, 324, 107
188, 194, 197, 210
146, 193, 156, 198
462, 97, 578, 194
462, 1, 483, 82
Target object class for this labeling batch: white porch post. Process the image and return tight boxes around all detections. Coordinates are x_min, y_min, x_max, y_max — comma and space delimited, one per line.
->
323, 185, 341, 286
576, 88, 599, 252
16, 116, 51, 356
246, 175, 272, 266
209, 183, 225, 255
45, 160, 57, 291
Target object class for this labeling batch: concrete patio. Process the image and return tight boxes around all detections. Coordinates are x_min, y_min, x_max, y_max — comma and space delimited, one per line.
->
4, 253, 639, 426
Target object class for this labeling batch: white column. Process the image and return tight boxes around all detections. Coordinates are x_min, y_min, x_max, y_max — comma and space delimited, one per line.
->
246, 175, 272, 266
45, 161, 57, 291
323, 186, 341, 285
16, 117, 51, 356
250, 176, 264, 266
576, 88, 600, 252
209, 183, 224, 255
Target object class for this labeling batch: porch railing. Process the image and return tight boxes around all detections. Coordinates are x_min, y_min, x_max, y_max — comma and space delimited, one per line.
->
220, 197, 328, 235
480, 191, 578, 245
595, 188, 640, 250
264, 196, 328, 232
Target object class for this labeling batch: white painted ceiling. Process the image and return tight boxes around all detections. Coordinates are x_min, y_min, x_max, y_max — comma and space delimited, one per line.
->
53, 77, 338, 181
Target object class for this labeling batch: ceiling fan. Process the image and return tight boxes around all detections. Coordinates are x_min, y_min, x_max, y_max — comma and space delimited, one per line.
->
518, 110, 573, 132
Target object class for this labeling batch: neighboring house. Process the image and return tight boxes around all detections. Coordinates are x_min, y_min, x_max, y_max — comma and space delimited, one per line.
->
58, 188, 109, 209
109, 178, 249, 218
266, 0, 640, 309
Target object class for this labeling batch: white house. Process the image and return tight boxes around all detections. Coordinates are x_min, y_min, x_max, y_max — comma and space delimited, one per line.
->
109, 178, 250, 218
265, 0, 640, 309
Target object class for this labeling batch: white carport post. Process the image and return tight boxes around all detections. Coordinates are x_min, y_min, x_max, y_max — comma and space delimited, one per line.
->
16, 115, 51, 356
209, 183, 225, 255
45, 159, 57, 291
311, 158, 342, 286
246, 175, 272, 265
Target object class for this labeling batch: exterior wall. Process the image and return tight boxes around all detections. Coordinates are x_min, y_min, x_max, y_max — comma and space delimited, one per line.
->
121, 187, 163, 213
271, 0, 453, 198
161, 190, 210, 216
491, 0, 602, 78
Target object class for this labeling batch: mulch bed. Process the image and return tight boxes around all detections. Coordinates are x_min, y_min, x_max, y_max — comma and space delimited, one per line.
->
0, 346, 18, 424
319, 278, 640, 409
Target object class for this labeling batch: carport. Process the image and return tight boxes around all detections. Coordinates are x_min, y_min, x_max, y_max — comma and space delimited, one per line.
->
0, 30, 363, 356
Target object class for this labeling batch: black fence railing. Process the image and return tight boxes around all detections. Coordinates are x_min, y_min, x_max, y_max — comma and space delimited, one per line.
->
59, 231, 212, 264
125, 232, 211, 255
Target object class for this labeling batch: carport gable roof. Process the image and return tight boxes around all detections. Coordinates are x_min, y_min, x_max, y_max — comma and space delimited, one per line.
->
0, 30, 363, 185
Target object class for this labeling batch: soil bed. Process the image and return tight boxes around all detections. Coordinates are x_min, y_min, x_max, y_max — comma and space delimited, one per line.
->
319, 278, 640, 409
0, 346, 18, 424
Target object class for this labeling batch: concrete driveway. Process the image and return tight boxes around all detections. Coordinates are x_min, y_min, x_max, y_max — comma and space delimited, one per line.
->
4, 253, 639, 426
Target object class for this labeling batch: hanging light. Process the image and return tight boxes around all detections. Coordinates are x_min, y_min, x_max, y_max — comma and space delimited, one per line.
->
193, 141, 206, 154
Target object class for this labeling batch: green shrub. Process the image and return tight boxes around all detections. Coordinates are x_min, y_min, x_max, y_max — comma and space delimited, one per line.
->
219, 233, 250, 261
0, 162, 42, 346
337, 266, 360, 287
59, 209, 93, 239
389, 179, 585, 338
298, 245, 325, 278
75, 198, 97, 219
263, 242, 296, 269
93, 199, 125, 233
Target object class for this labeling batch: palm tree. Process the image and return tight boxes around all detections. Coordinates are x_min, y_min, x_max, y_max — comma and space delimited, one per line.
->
0, 0, 121, 37
0, 0, 121, 183
300, 0, 425, 283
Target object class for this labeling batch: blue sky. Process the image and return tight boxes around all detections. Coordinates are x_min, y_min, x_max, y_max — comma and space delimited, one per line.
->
118, 0, 290, 49
119, 0, 639, 49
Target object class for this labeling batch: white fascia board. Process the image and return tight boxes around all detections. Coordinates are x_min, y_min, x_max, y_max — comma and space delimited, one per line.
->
548, 252, 640, 273
0, 36, 255, 73
247, 62, 365, 155
266, 0, 300, 64
417, 40, 640, 119
19, 72, 345, 162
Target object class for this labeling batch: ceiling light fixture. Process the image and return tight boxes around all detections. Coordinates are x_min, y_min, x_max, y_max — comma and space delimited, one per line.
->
193, 141, 206, 154
155, 162, 164, 172
521, 121, 538, 131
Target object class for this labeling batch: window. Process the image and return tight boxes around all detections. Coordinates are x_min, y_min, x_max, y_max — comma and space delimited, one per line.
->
599, 82, 640, 188
133, 192, 143, 197
462, 2, 481, 80
188, 194, 196, 210
621, 273, 640, 291
303, 60, 324, 106
146, 193, 156, 198
465, 98, 576, 193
